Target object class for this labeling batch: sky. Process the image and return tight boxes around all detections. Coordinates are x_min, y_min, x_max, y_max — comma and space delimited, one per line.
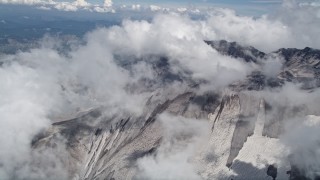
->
115, 0, 283, 15
0, 0, 285, 16
1, 0, 318, 16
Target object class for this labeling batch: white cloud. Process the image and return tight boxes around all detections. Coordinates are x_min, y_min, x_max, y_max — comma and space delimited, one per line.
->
103, 0, 112, 7
176, 7, 187, 12
97, 13, 252, 87
204, 9, 292, 52
131, 4, 141, 11
261, 54, 284, 77
251, 0, 282, 3
149, 5, 162, 11
282, 115, 320, 179
0, 51, 69, 179
0, 34, 149, 178
0, 0, 44, 5
245, 81, 320, 179
136, 113, 209, 180
53, 2, 79, 11
270, 0, 320, 50
37, 5, 50, 10
0, 0, 113, 12
73, 0, 89, 7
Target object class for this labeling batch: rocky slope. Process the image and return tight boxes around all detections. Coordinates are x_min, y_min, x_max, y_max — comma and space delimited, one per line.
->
32, 41, 320, 180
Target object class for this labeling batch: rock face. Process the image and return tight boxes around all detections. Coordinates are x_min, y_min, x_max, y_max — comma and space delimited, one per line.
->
33, 91, 221, 180
276, 47, 320, 88
205, 40, 265, 63
267, 165, 278, 180
32, 41, 320, 180
209, 40, 320, 90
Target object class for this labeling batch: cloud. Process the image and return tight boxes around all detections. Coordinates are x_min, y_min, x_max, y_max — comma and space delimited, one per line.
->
176, 7, 188, 12
1, 2, 320, 179
86, 13, 252, 88
131, 4, 141, 11
136, 113, 209, 180
251, 0, 282, 3
256, 83, 320, 112
0, 12, 254, 178
204, 9, 292, 52
282, 115, 320, 179
103, 0, 112, 7
0, 0, 45, 5
261, 54, 284, 77
0, 34, 150, 178
149, 5, 162, 11
0, 0, 114, 12
169, 2, 317, 52
0, 51, 69, 179
244, 81, 320, 178
51, 0, 114, 12
269, 0, 320, 50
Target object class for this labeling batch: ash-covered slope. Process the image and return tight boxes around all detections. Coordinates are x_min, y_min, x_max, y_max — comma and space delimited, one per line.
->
33, 91, 220, 180
32, 41, 320, 180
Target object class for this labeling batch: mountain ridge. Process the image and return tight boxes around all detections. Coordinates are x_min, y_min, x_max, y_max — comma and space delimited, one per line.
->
32, 40, 320, 180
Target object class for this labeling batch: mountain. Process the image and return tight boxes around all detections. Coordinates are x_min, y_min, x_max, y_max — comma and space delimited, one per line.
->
205, 40, 265, 63
32, 40, 320, 180
276, 47, 320, 88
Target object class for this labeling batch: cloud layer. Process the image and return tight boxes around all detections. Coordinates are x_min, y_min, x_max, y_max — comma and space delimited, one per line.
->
0, 0, 114, 12
0, 12, 252, 178
136, 113, 209, 180
0, 1, 320, 179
